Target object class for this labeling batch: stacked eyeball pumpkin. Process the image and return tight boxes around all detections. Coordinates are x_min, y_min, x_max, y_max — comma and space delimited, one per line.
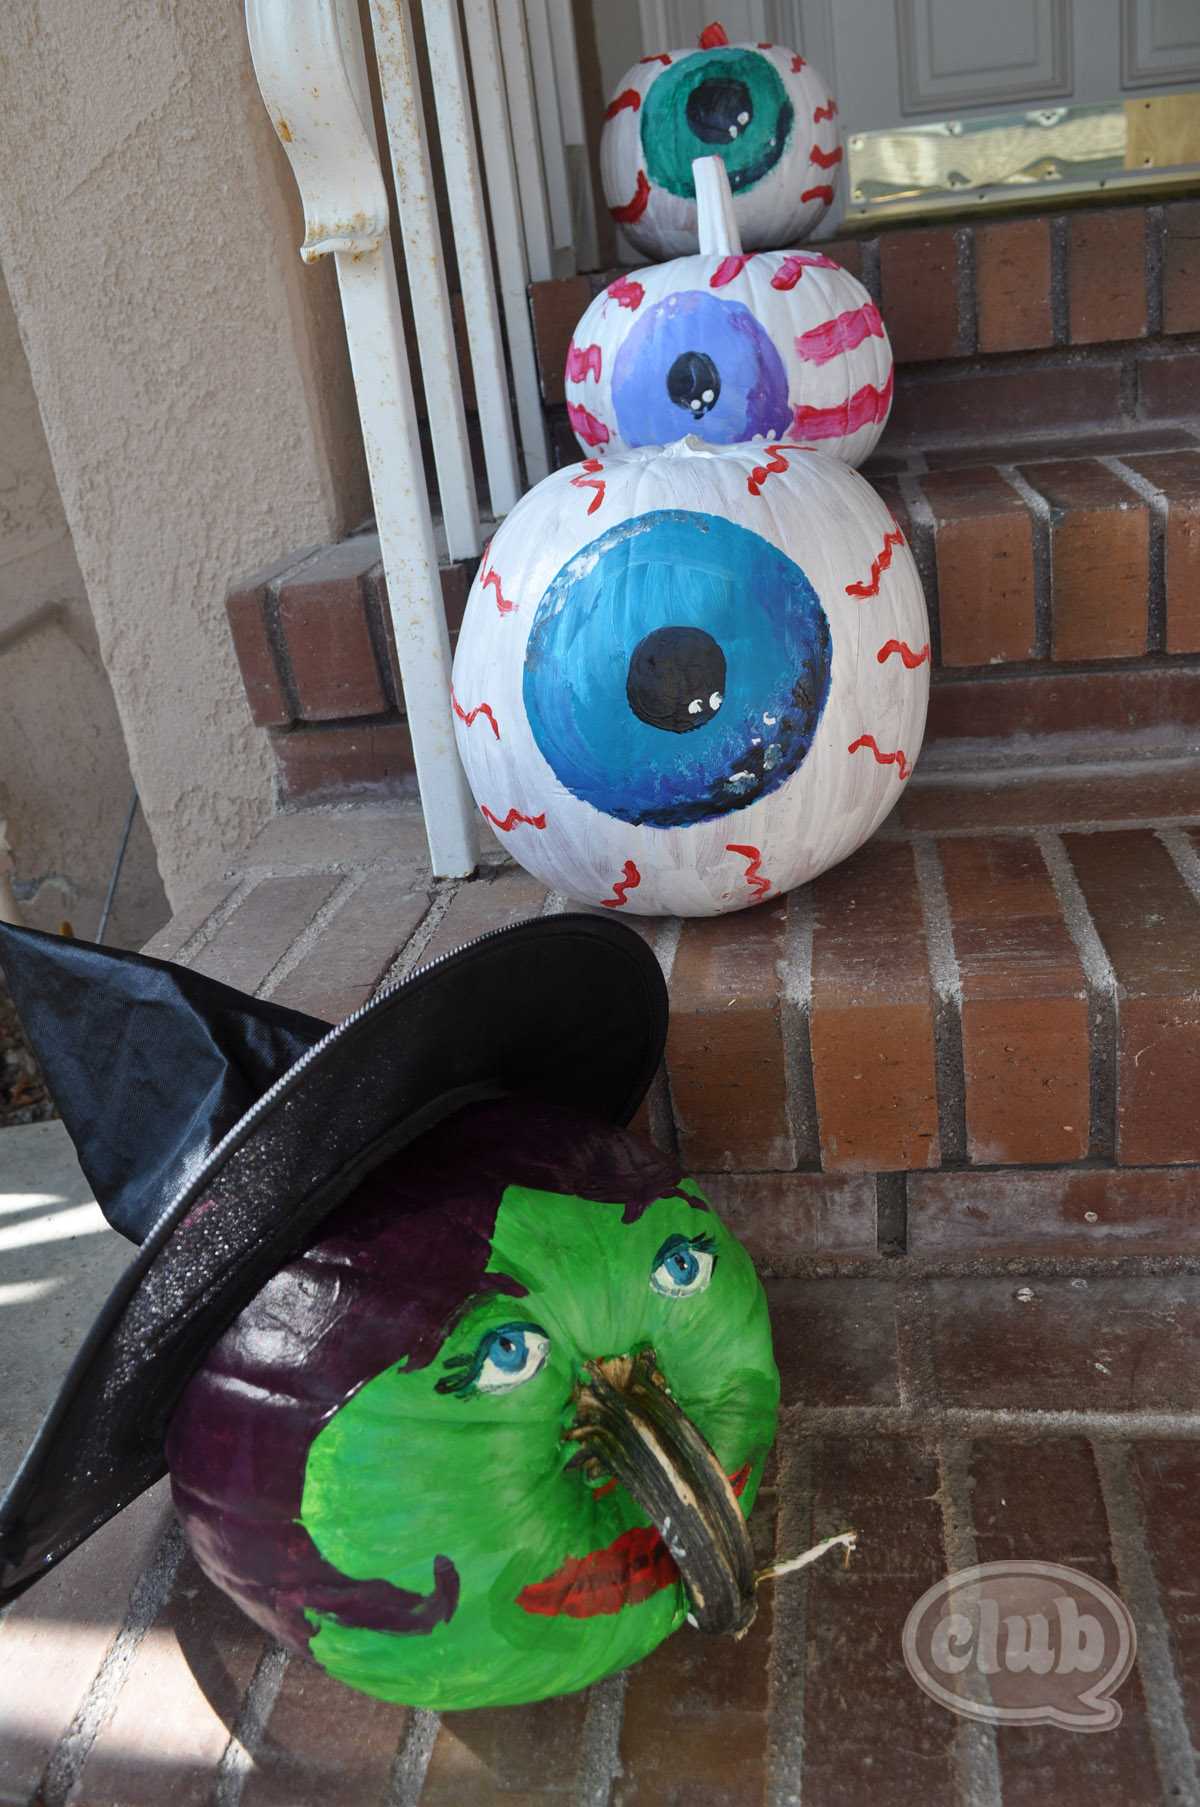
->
567, 157, 893, 468
600, 22, 840, 260
453, 437, 929, 916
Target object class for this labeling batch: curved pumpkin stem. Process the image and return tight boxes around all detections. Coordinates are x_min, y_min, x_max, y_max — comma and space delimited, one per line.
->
693, 155, 742, 259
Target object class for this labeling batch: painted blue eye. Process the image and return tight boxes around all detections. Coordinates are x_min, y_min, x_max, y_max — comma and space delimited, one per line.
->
651, 1233, 717, 1298
523, 510, 831, 828
436, 1322, 550, 1396
611, 293, 791, 447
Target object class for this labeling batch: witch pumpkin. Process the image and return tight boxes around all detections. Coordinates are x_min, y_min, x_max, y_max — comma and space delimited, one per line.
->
0, 915, 789, 1709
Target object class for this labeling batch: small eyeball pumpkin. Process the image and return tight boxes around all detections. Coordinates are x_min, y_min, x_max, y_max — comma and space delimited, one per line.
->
452, 438, 929, 917
600, 22, 841, 261
567, 157, 893, 467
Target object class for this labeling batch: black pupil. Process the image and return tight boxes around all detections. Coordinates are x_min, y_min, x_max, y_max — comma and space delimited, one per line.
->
685, 77, 754, 144
667, 350, 721, 418
626, 626, 727, 735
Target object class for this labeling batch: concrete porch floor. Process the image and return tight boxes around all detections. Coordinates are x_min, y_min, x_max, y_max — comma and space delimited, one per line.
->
2, 799, 1200, 1806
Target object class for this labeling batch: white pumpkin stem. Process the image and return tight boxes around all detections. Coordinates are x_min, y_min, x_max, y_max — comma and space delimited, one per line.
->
694, 155, 743, 259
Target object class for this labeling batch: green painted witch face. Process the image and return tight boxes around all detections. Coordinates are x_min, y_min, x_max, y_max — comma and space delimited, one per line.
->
301, 1178, 778, 1710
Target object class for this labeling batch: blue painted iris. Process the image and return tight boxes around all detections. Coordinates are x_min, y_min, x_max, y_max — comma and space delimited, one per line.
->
611, 293, 791, 448
523, 510, 831, 828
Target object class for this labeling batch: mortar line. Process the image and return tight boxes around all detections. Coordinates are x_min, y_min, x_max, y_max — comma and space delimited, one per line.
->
777, 1404, 1200, 1440
1036, 830, 1118, 1161
168, 871, 260, 968
1159, 826, 1200, 907
955, 226, 978, 357
912, 839, 967, 1166
256, 870, 366, 999
384, 1707, 441, 1807
570, 1668, 629, 1807
540, 889, 569, 915
1099, 455, 1167, 653
39, 1522, 188, 1807
937, 1442, 1003, 1807
765, 1439, 814, 1807
1093, 1441, 1200, 1805
780, 884, 819, 1166
650, 918, 684, 1162
380, 883, 461, 986
208, 1640, 290, 1807
1049, 215, 1069, 343
652, 916, 682, 983
996, 465, 1053, 661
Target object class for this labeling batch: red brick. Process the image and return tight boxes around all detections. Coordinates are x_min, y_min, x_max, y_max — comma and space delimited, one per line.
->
695, 1171, 877, 1260
1162, 200, 1200, 334
1067, 208, 1147, 344
268, 874, 432, 1020
416, 866, 548, 968
1018, 460, 1150, 661
819, 237, 864, 281
1122, 448, 1200, 652
810, 842, 940, 1172
974, 217, 1054, 354
763, 1278, 901, 1408
921, 425, 1197, 470
969, 1440, 1160, 1804
1138, 348, 1200, 421
225, 585, 292, 728
802, 1438, 959, 1806
886, 359, 1124, 445
140, 879, 238, 960
188, 873, 341, 993
423, 1693, 589, 1804
901, 761, 1200, 834
939, 836, 1089, 1165
928, 1274, 1200, 1411
271, 720, 416, 807
70, 1552, 265, 1807
277, 539, 388, 723
908, 1165, 1200, 1256
528, 274, 593, 408
918, 467, 1037, 665
240, 1662, 409, 1807
665, 901, 793, 1173
925, 665, 1200, 748
878, 227, 960, 363
0, 1484, 175, 1805
1128, 1443, 1200, 1751
1064, 829, 1200, 1164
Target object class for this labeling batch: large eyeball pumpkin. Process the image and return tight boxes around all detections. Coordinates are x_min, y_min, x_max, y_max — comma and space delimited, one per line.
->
567, 156, 892, 467
600, 22, 840, 260
451, 439, 929, 916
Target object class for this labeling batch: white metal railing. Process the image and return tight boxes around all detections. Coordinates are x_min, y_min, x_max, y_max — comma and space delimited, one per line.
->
245, 0, 597, 873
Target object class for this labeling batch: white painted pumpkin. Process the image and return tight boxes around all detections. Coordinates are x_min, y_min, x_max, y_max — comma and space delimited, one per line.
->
600, 22, 841, 262
451, 438, 928, 917
566, 157, 893, 468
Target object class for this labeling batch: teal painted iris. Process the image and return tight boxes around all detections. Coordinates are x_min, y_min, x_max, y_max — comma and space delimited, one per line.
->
522, 511, 831, 829
641, 49, 793, 200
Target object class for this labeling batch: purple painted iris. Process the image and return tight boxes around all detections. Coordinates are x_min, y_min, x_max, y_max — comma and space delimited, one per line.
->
611, 291, 791, 447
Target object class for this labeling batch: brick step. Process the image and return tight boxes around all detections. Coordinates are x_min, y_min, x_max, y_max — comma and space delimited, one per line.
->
225, 443, 1200, 805
530, 197, 1200, 465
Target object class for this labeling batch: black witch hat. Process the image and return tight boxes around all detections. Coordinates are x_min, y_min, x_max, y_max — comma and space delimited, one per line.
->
0, 913, 667, 1605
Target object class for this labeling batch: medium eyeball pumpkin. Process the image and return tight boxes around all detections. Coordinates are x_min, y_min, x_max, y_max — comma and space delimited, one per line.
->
451, 438, 929, 916
600, 22, 841, 260
165, 1099, 779, 1710
567, 156, 893, 466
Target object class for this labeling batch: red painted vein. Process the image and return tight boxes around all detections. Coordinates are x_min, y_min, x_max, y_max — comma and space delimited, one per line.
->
699, 21, 729, 46
791, 52, 807, 70
567, 401, 611, 448
480, 556, 516, 616
813, 99, 838, 122
565, 341, 603, 383
610, 169, 651, 224
601, 860, 641, 907
770, 250, 839, 288
757, 41, 773, 48
791, 369, 894, 443
450, 687, 500, 737
481, 805, 547, 832
570, 460, 607, 514
607, 275, 645, 310
605, 88, 641, 120
809, 143, 844, 169
747, 446, 791, 496
848, 734, 912, 780
710, 253, 755, 287
640, 51, 671, 64
801, 184, 835, 206
794, 300, 885, 365
845, 525, 906, 598
877, 639, 930, 669
726, 843, 772, 899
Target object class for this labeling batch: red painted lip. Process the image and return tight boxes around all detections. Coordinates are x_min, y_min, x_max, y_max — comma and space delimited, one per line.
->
516, 1463, 751, 1620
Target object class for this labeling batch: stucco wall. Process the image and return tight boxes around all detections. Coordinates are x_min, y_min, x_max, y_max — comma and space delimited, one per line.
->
0, 0, 371, 908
